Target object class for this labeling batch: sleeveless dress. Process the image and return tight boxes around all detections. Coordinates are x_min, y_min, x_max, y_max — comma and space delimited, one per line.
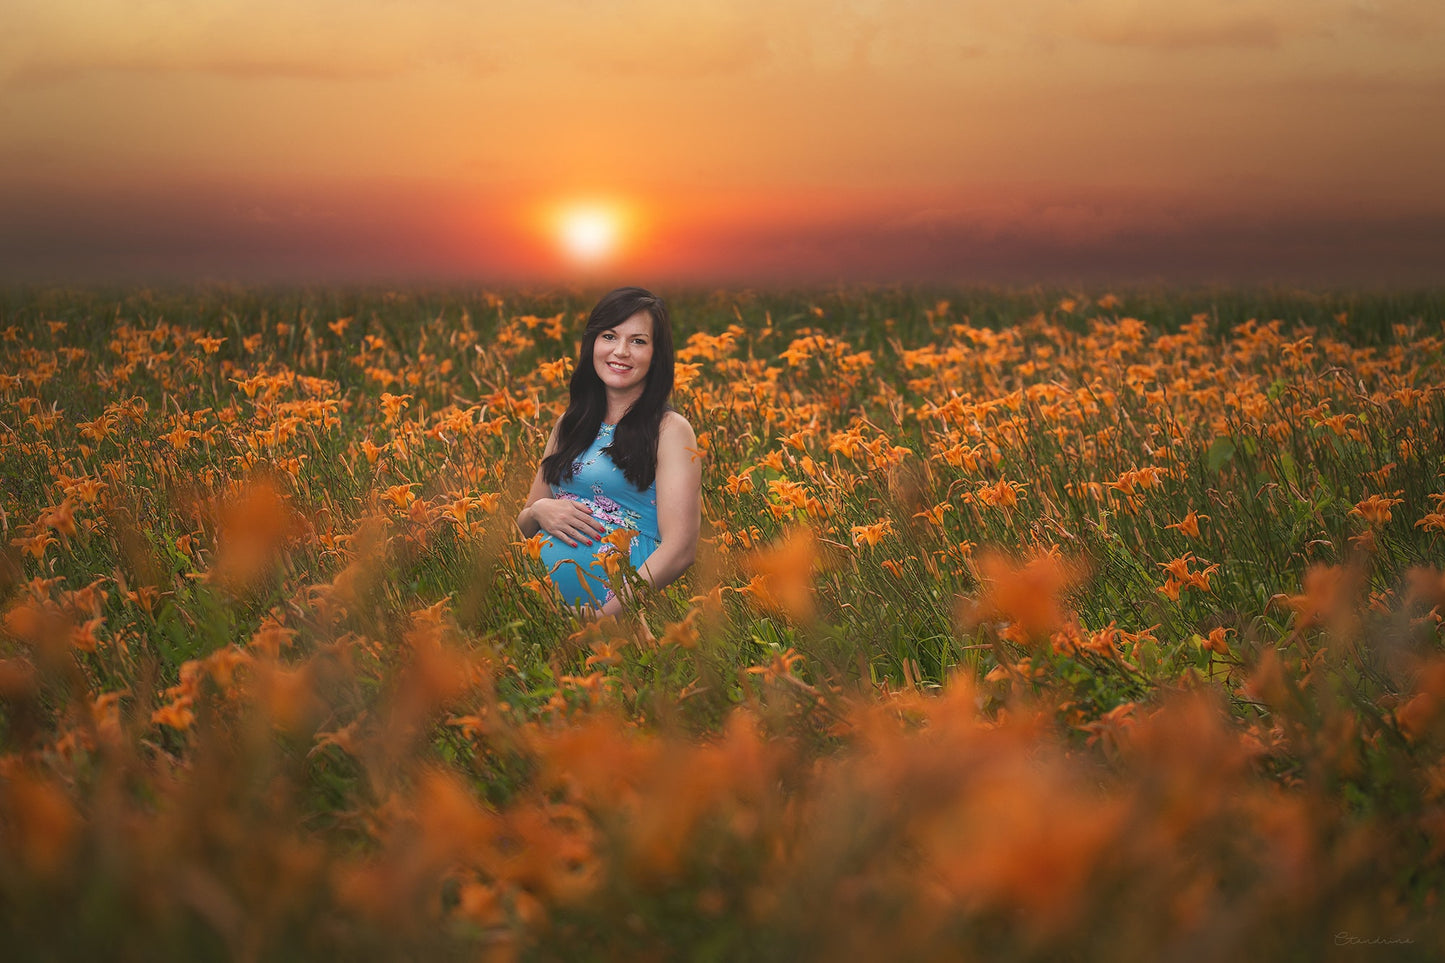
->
538, 422, 661, 607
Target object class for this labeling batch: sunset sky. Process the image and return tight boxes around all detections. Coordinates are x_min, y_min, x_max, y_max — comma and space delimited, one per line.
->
2, 0, 1443, 284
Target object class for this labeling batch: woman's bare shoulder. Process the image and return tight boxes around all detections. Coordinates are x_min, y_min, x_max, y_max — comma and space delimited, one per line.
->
659, 409, 696, 441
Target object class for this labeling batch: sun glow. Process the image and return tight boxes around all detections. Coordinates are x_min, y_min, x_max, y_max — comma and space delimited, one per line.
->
556, 203, 625, 265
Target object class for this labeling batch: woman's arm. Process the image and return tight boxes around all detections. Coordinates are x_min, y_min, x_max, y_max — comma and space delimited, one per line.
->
598, 412, 701, 615
518, 420, 605, 546
515, 467, 554, 538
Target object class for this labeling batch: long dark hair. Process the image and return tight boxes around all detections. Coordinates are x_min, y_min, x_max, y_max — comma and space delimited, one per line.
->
542, 286, 675, 491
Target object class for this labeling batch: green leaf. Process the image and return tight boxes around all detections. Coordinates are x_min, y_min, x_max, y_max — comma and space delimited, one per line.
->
1205, 436, 1236, 472
1279, 451, 1298, 487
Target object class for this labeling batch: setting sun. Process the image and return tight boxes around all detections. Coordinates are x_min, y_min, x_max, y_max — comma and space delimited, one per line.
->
557, 203, 625, 266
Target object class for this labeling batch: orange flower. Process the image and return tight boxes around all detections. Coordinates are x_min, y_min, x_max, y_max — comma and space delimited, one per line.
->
1414, 512, 1445, 533
1404, 567, 1445, 610
659, 609, 702, 648
745, 646, 803, 682
1188, 563, 1220, 592
379, 392, 413, 423
3, 772, 80, 877
1200, 626, 1233, 655
585, 639, 625, 667
850, 519, 892, 548
161, 426, 197, 451
382, 483, 417, 510
958, 549, 1079, 646
70, 617, 103, 652
1279, 564, 1361, 630
591, 548, 624, 580
976, 477, 1025, 511
1348, 528, 1377, 553
1157, 553, 1218, 597
124, 585, 162, 614
360, 438, 388, 465
674, 361, 702, 389
250, 618, 298, 659
740, 526, 817, 622
208, 479, 309, 594
1394, 662, 1445, 742
913, 502, 952, 527
444, 495, 476, 524
1077, 622, 1122, 658
1350, 493, 1404, 527
11, 532, 56, 560
76, 416, 114, 444
1166, 510, 1208, 539
724, 469, 755, 496
601, 528, 637, 555
1080, 701, 1136, 752
66, 476, 107, 504
152, 696, 195, 731
768, 478, 811, 514
538, 357, 570, 384
38, 500, 77, 539
827, 428, 865, 460
517, 533, 547, 562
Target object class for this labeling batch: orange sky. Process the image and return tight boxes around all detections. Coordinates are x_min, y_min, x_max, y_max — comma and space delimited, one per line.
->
2, 0, 1443, 283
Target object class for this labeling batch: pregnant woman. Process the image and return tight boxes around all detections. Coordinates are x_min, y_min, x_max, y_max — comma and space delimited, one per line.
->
516, 287, 701, 615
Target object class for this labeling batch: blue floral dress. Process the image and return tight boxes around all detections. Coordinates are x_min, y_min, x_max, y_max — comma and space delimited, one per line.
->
538, 422, 661, 607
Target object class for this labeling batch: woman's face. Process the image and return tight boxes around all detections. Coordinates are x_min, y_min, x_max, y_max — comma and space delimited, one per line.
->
592, 309, 654, 395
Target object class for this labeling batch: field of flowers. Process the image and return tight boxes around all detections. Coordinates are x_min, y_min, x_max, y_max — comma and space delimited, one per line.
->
1, 284, 1444, 960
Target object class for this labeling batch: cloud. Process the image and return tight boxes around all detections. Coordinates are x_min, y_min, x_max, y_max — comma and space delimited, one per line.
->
7, 56, 412, 86
1077, 15, 1283, 51
1342, 0, 1445, 40
0, 0, 500, 87
6, 0, 1442, 93
1047, 0, 1443, 52
546, 1, 773, 78
883, 189, 1199, 246
0, 0, 792, 88
687, 202, 1445, 285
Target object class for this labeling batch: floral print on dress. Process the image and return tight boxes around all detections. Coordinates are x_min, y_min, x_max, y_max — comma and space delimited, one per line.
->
548, 422, 659, 542
554, 490, 642, 533
539, 421, 663, 606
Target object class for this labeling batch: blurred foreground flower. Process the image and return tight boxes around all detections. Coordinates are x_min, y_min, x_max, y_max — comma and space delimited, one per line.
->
956, 548, 1082, 646
207, 478, 309, 595
740, 526, 817, 622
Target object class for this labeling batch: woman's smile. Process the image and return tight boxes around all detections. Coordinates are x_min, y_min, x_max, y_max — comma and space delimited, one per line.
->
593, 309, 654, 393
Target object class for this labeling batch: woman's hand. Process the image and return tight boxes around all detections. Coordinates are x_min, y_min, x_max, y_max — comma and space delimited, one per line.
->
528, 497, 606, 547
